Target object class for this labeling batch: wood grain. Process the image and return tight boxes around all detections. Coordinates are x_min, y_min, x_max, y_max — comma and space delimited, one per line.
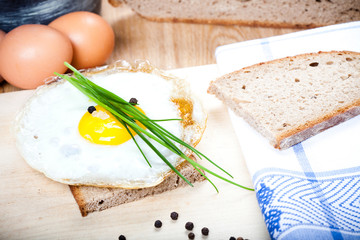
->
0, 0, 299, 93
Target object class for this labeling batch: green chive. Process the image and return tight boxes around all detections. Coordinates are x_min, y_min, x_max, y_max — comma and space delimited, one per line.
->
54, 62, 254, 192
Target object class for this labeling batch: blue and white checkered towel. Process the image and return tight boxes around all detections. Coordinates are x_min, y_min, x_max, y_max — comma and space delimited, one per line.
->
216, 21, 360, 240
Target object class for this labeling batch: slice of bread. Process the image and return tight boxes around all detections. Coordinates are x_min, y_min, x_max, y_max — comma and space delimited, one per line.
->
109, 0, 360, 28
70, 155, 205, 217
208, 51, 360, 150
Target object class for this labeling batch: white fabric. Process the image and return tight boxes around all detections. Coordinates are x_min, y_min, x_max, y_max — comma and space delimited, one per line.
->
215, 21, 360, 240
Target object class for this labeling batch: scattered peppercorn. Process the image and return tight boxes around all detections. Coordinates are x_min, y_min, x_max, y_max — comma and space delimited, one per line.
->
188, 232, 195, 239
309, 62, 319, 67
185, 222, 194, 231
154, 220, 162, 228
118, 235, 126, 240
201, 227, 209, 236
170, 211, 179, 220
87, 106, 96, 114
148, 212, 246, 239
129, 98, 138, 105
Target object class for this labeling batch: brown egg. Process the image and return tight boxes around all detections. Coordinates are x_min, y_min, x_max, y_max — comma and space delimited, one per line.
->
0, 29, 6, 83
0, 29, 5, 44
0, 24, 73, 89
49, 11, 115, 70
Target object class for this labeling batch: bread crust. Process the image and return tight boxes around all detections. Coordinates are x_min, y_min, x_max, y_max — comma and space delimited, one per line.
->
277, 103, 360, 149
128, 14, 320, 29
216, 51, 360, 78
70, 155, 205, 217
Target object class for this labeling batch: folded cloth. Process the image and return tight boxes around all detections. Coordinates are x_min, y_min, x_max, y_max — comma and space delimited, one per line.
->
215, 21, 360, 240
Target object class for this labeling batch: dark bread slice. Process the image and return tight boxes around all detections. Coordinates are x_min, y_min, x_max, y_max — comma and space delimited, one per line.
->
208, 51, 360, 150
109, 0, 360, 28
70, 155, 205, 217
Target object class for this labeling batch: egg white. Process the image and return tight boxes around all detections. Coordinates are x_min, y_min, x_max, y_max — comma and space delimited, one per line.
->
14, 69, 205, 189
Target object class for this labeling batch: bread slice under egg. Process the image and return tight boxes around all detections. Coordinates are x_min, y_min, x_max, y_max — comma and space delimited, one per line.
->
70, 155, 205, 217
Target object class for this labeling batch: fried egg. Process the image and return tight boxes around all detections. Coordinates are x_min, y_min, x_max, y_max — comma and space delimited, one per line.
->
14, 61, 207, 189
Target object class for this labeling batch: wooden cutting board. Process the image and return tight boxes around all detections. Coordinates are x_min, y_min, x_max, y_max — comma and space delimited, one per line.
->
0, 65, 270, 240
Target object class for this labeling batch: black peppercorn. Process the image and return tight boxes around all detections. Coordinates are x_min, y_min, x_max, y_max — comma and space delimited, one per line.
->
201, 227, 209, 236
185, 222, 194, 231
229, 237, 236, 240
309, 62, 319, 67
87, 106, 96, 114
154, 220, 162, 228
188, 232, 195, 239
118, 235, 126, 240
170, 211, 179, 220
129, 98, 138, 105
237, 237, 244, 240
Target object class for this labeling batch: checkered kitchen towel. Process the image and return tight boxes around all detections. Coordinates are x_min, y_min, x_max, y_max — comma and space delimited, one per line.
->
216, 21, 360, 240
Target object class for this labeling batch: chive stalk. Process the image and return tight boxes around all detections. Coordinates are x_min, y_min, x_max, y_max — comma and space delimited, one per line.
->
55, 62, 254, 192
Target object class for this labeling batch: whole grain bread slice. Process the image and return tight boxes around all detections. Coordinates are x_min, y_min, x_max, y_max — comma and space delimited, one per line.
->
208, 51, 360, 150
109, 0, 360, 28
70, 155, 205, 217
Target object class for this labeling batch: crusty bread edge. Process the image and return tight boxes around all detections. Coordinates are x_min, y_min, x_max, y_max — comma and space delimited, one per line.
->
278, 103, 360, 149
208, 50, 360, 150
70, 154, 205, 217
128, 14, 322, 29
111, 0, 336, 29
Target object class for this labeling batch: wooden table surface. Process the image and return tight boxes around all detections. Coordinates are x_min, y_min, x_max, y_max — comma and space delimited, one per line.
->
0, 0, 299, 93
0, 1, 303, 239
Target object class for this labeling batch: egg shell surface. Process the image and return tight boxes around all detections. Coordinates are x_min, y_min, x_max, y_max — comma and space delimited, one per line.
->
49, 11, 115, 70
0, 29, 5, 82
0, 24, 73, 89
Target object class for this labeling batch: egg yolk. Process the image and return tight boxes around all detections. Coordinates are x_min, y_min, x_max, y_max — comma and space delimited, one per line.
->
78, 105, 146, 145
